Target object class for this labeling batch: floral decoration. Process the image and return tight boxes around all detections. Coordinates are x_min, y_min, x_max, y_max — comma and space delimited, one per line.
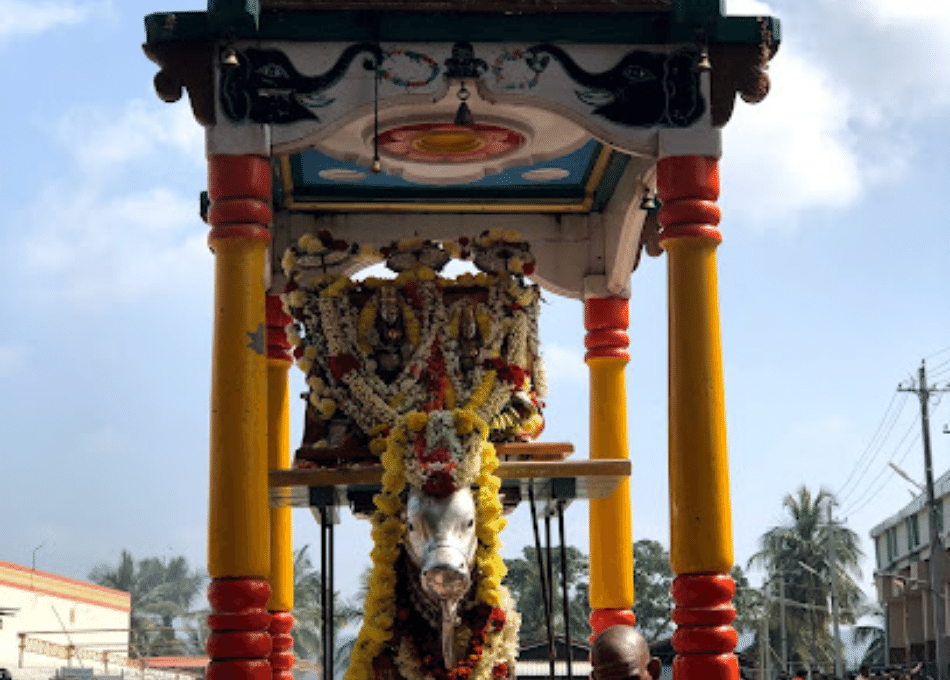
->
281, 231, 545, 465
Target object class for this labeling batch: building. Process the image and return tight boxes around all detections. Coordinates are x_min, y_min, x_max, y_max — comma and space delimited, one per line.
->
870, 470, 950, 669
0, 561, 131, 678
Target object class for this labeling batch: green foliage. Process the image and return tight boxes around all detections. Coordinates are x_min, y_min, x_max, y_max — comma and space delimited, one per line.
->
632, 540, 760, 642
503, 545, 591, 643
633, 539, 674, 642
88, 550, 206, 657
292, 545, 362, 680
747, 486, 866, 672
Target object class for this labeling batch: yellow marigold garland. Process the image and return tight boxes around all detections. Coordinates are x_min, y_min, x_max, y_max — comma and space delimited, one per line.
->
345, 409, 517, 680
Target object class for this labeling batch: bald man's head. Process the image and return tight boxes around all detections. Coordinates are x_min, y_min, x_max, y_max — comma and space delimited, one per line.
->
590, 626, 661, 680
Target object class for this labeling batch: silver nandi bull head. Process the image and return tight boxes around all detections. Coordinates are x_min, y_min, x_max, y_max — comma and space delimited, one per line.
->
404, 486, 478, 669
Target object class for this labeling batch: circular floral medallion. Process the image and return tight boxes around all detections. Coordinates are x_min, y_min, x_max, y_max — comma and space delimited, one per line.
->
378, 123, 525, 163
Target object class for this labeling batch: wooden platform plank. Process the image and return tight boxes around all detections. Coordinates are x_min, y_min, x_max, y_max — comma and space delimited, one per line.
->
269, 458, 628, 488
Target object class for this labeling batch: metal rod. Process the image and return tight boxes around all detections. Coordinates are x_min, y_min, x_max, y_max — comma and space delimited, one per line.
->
321, 511, 330, 680
544, 506, 556, 677
558, 501, 573, 680
329, 513, 335, 680
528, 484, 555, 680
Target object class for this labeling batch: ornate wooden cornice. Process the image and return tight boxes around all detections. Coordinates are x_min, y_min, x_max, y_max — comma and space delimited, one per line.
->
144, 39, 216, 125
259, 0, 671, 11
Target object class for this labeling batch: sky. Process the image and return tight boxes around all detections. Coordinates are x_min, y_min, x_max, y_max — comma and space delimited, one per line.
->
0, 0, 949, 638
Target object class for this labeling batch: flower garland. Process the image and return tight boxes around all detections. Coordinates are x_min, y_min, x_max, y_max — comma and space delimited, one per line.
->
345, 410, 519, 680
282, 234, 546, 455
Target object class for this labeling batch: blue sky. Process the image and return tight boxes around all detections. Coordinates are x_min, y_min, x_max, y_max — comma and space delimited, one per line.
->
0, 0, 948, 621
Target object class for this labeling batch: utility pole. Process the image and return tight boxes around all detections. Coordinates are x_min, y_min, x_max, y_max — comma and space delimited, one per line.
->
780, 573, 789, 677
762, 580, 771, 680
827, 501, 844, 678
899, 360, 950, 680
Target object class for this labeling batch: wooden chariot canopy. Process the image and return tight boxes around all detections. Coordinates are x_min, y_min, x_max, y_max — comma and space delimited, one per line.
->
143, 0, 779, 509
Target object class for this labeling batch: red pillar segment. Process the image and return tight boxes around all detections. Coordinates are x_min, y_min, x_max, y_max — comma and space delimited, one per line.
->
671, 575, 738, 680
656, 155, 721, 243
207, 578, 273, 680
268, 612, 295, 680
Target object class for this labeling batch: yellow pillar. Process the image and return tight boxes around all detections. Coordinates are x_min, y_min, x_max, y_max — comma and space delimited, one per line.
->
658, 155, 737, 680
266, 294, 294, 610
265, 294, 296, 680
585, 296, 635, 635
206, 154, 272, 579
205, 153, 274, 680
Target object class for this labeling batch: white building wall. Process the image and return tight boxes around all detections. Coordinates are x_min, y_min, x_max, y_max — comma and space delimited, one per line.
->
0, 563, 130, 676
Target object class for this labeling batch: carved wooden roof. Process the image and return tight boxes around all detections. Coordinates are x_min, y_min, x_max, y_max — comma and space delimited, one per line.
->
259, 0, 671, 11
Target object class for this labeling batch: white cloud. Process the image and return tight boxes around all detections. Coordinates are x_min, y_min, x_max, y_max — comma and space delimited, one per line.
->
541, 344, 587, 385
19, 99, 209, 307
719, 0, 950, 226
57, 99, 204, 172
0, 1, 111, 41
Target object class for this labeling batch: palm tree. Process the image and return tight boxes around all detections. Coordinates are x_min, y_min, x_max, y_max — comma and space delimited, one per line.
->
88, 551, 206, 658
291, 546, 362, 679
503, 545, 591, 643
747, 486, 866, 674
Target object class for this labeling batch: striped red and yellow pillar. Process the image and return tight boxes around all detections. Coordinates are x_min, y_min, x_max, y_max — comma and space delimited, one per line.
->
266, 294, 295, 680
657, 155, 737, 680
206, 154, 273, 680
585, 296, 635, 636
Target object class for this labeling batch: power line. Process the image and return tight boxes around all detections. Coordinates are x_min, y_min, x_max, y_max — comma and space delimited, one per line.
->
841, 419, 921, 517
836, 391, 904, 500
924, 344, 950, 361
838, 393, 911, 506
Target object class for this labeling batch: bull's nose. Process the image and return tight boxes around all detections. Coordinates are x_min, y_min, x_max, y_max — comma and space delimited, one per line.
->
423, 567, 470, 600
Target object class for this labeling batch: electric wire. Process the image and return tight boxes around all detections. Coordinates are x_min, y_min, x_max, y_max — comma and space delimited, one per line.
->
837, 392, 910, 506
924, 344, 950, 361
836, 391, 903, 500
842, 418, 922, 518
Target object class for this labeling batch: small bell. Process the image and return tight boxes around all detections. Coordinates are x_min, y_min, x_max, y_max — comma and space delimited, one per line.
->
454, 101, 474, 127
454, 81, 474, 127
370, 157, 382, 174
220, 47, 239, 69
695, 48, 712, 72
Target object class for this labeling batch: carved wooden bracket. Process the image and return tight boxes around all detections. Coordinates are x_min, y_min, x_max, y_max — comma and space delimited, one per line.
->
709, 33, 777, 127
144, 41, 216, 125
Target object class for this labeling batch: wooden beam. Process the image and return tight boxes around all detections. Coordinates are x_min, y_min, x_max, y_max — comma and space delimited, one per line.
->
269, 458, 628, 488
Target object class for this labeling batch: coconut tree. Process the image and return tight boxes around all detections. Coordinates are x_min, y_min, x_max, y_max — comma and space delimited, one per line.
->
747, 486, 866, 674
88, 551, 206, 658
291, 545, 362, 679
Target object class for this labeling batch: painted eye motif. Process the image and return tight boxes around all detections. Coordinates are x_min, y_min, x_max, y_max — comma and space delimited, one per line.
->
256, 64, 289, 79
467, 518, 474, 528
622, 65, 654, 82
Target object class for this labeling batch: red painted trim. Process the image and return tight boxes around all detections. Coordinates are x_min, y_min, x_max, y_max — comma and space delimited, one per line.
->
207, 579, 272, 680
209, 198, 274, 227
671, 574, 737, 680
584, 297, 630, 361
207, 631, 272, 658
206, 659, 271, 680
0, 562, 132, 598
589, 608, 636, 636
208, 155, 271, 202
656, 156, 722, 244
207, 224, 272, 244
266, 295, 293, 363
207, 611, 274, 631
0, 578, 131, 612
268, 612, 294, 680
208, 578, 271, 612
